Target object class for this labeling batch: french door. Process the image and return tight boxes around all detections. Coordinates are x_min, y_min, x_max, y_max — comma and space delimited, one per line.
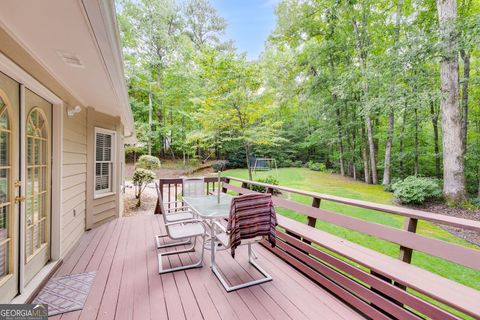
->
0, 72, 52, 303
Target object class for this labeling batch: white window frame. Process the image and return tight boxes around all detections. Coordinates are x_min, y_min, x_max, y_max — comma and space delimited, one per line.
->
94, 127, 116, 199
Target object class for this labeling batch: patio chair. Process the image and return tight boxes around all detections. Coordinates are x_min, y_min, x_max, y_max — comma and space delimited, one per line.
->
182, 176, 205, 197
211, 193, 277, 292
155, 183, 195, 249
157, 216, 207, 274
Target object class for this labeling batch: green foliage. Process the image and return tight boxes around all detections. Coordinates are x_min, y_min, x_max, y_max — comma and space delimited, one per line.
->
471, 198, 480, 209
125, 145, 146, 162
251, 175, 279, 193
384, 177, 402, 192
391, 176, 443, 204
307, 161, 327, 172
212, 160, 228, 172
136, 155, 161, 171
132, 168, 156, 207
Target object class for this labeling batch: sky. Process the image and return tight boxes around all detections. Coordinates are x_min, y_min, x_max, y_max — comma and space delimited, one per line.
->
211, 0, 279, 60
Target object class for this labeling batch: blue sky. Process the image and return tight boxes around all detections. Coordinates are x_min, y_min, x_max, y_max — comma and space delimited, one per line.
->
211, 0, 279, 60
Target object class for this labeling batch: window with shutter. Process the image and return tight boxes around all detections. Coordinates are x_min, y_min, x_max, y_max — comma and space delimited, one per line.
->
94, 128, 115, 196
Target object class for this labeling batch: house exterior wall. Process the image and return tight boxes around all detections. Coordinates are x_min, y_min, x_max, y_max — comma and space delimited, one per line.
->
61, 106, 87, 257
86, 107, 124, 230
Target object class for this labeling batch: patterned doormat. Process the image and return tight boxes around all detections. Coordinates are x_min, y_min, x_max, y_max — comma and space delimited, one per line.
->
32, 271, 96, 316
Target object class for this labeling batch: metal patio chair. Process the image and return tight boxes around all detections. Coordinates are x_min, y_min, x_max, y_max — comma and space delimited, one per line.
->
210, 194, 276, 292
182, 176, 205, 197
155, 183, 195, 249
157, 216, 207, 274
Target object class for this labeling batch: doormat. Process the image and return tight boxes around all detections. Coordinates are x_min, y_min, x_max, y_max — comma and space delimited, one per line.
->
32, 271, 96, 316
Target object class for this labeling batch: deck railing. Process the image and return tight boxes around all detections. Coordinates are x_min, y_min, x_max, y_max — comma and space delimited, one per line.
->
157, 176, 480, 319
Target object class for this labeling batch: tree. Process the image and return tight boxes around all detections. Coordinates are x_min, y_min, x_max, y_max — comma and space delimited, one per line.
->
436, 0, 467, 203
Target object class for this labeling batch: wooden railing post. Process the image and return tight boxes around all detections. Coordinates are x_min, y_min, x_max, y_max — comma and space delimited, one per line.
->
398, 217, 418, 263
303, 197, 321, 245
155, 179, 163, 214
222, 178, 230, 193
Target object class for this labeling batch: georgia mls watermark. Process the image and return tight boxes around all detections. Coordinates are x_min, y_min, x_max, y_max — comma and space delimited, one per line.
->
0, 304, 48, 320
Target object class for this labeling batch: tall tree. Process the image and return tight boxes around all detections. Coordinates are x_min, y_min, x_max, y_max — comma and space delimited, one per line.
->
436, 0, 467, 202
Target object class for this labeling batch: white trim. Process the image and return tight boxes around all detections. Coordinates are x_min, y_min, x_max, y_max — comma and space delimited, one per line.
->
0, 53, 62, 105
0, 53, 64, 295
94, 127, 116, 198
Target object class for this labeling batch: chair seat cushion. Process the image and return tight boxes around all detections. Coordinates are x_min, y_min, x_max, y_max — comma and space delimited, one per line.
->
168, 222, 204, 239
165, 211, 194, 222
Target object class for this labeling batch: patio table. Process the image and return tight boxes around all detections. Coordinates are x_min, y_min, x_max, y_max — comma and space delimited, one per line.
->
183, 194, 232, 267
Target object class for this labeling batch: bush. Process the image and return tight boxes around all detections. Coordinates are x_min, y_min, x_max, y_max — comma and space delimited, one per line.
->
212, 160, 228, 172
384, 177, 402, 192
292, 160, 303, 167
251, 175, 279, 193
136, 155, 161, 171
279, 159, 293, 168
132, 168, 156, 207
471, 198, 480, 209
307, 161, 326, 172
391, 176, 442, 204
125, 145, 146, 162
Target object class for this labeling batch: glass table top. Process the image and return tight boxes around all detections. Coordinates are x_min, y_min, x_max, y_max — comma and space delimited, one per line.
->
183, 194, 232, 219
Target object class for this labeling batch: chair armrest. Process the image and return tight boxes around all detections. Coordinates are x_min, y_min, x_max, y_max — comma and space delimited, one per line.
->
165, 206, 192, 213
165, 219, 209, 231
213, 221, 229, 234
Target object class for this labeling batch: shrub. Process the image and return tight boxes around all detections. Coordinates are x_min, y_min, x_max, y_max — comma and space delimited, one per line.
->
471, 197, 480, 209
279, 159, 293, 168
132, 168, 156, 207
307, 161, 326, 172
125, 145, 145, 162
391, 176, 442, 204
251, 175, 279, 193
136, 155, 161, 171
292, 160, 303, 167
384, 177, 402, 192
212, 160, 228, 172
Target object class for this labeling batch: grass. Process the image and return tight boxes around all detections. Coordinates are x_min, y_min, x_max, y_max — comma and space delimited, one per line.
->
223, 168, 480, 299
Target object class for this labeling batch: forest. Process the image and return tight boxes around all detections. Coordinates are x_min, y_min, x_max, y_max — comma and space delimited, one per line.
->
117, 0, 480, 205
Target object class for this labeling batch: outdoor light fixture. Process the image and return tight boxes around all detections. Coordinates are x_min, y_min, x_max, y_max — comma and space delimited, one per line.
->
67, 105, 82, 117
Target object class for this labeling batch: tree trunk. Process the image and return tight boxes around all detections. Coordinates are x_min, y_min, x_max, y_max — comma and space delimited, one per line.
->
361, 125, 371, 184
437, 0, 466, 203
399, 107, 407, 177
245, 144, 253, 181
365, 115, 377, 184
382, 0, 403, 186
383, 112, 394, 185
430, 102, 441, 178
460, 50, 470, 154
414, 107, 419, 176
336, 106, 345, 176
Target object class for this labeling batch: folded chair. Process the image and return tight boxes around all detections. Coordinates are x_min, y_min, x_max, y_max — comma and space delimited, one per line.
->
212, 193, 277, 292
155, 183, 195, 249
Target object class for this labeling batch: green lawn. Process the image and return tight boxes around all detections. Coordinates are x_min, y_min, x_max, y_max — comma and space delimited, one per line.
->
223, 168, 480, 295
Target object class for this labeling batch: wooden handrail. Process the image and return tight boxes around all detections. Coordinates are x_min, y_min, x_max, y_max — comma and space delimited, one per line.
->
225, 176, 480, 232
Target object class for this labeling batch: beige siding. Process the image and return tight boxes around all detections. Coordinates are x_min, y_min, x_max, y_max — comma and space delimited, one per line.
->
61, 106, 87, 256
86, 108, 123, 229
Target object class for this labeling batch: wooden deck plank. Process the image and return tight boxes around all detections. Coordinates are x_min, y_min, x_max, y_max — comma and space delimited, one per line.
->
152, 214, 187, 320
96, 218, 131, 320
115, 218, 142, 320
41, 214, 366, 320
78, 219, 125, 320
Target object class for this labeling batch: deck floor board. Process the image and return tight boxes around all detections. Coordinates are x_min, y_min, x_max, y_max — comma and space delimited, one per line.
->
43, 214, 365, 319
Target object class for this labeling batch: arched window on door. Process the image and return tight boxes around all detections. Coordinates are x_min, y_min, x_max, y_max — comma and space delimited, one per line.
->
25, 108, 49, 261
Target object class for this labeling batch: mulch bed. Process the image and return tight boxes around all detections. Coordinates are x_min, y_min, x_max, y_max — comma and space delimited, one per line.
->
408, 201, 480, 246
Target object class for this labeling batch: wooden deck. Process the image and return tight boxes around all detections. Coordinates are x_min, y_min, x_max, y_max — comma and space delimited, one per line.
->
47, 214, 364, 320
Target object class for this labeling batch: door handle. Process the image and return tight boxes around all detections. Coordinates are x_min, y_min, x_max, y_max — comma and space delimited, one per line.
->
15, 196, 26, 204
14, 180, 22, 188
